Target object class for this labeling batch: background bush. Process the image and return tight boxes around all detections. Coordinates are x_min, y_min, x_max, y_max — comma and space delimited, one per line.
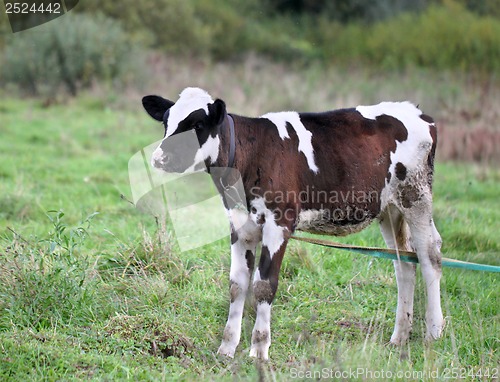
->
75, 0, 256, 58
1, 13, 143, 96
362, 2, 500, 71
74, 0, 500, 71
1, 0, 499, 96
264, 0, 427, 22
302, 1, 500, 71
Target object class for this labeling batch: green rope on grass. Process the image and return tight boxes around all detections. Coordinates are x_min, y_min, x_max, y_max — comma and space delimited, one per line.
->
291, 235, 500, 273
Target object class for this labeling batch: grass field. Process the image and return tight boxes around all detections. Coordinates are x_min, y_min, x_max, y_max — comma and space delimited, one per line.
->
0, 64, 499, 381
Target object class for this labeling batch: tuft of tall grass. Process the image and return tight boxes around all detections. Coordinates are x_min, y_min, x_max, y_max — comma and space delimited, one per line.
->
0, 211, 102, 331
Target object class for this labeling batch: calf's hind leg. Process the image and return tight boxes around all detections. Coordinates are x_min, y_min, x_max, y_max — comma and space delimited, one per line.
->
405, 198, 445, 341
379, 206, 416, 345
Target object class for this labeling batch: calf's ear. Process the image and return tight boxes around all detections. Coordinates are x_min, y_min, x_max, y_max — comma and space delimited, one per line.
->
208, 99, 226, 127
142, 95, 175, 121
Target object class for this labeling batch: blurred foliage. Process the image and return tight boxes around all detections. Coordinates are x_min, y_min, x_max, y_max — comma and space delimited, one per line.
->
0, 7, 11, 50
364, 2, 500, 71
263, 0, 500, 21
264, 0, 428, 22
0, 0, 499, 96
71, 0, 500, 71
73, 0, 257, 58
1, 13, 144, 96
447, 0, 500, 18
74, 0, 207, 53
307, 1, 500, 71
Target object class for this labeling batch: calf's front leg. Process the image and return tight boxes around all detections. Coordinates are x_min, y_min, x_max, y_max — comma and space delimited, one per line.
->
250, 216, 292, 360
217, 229, 257, 358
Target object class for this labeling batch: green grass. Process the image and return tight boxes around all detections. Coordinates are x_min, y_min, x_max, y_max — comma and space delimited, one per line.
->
0, 87, 499, 381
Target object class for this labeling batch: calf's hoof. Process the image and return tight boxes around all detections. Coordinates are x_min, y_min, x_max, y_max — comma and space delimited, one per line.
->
249, 345, 269, 361
217, 343, 236, 358
425, 320, 445, 342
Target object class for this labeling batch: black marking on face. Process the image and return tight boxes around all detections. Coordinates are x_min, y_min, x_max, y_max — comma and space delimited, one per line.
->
167, 109, 209, 138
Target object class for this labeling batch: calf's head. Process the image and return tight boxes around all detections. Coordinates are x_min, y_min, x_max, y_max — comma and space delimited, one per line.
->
142, 87, 226, 173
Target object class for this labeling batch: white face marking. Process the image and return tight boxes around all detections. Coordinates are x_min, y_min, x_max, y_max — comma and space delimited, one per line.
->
185, 135, 220, 172
165, 87, 214, 138
250, 197, 286, 258
261, 111, 319, 173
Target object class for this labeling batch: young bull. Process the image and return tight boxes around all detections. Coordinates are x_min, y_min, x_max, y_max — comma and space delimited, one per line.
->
142, 87, 444, 360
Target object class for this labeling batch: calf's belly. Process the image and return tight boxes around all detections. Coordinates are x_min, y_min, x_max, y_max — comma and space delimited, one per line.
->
296, 208, 374, 236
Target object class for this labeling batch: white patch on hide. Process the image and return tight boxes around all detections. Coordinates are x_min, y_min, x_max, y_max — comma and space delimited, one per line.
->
226, 208, 262, 244
261, 112, 290, 139
253, 268, 261, 283
250, 197, 286, 257
261, 111, 319, 173
355, 101, 433, 174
